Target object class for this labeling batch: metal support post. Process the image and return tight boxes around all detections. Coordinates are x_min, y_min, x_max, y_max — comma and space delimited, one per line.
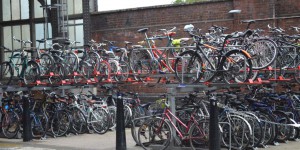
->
0, 88, 3, 106
209, 94, 220, 150
116, 94, 126, 150
23, 95, 32, 142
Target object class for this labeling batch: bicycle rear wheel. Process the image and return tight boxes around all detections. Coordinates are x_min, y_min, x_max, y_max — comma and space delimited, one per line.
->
138, 117, 172, 150
0, 61, 13, 85
174, 50, 203, 84
23, 61, 41, 85
2, 111, 20, 139
189, 118, 210, 150
221, 49, 252, 84
90, 107, 110, 134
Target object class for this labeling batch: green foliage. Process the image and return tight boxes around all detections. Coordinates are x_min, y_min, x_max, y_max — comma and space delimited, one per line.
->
172, 0, 210, 4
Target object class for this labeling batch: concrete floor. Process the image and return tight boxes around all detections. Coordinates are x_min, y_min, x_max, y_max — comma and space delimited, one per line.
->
0, 128, 300, 150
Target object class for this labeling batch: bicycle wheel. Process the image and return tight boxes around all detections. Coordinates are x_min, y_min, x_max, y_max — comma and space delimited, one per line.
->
166, 48, 183, 73
220, 115, 252, 150
0, 61, 13, 85
174, 50, 203, 84
138, 117, 172, 150
272, 111, 292, 142
23, 61, 41, 85
31, 112, 48, 138
221, 49, 252, 84
189, 118, 210, 150
97, 60, 111, 82
50, 110, 71, 137
129, 49, 152, 82
90, 107, 110, 134
86, 51, 101, 71
114, 61, 129, 82
243, 113, 263, 148
107, 106, 117, 129
74, 61, 92, 83
39, 53, 55, 76
255, 111, 277, 145
69, 107, 87, 134
124, 105, 133, 127
246, 39, 277, 70
293, 61, 300, 84
2, 111, 20, 139
64, 52, 79, 73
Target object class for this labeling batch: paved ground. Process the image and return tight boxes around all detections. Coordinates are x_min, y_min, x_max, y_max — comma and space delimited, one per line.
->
1, 128, 300, 150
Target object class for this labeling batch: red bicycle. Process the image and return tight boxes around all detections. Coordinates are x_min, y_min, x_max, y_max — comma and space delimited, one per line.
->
137, 98, 209, 150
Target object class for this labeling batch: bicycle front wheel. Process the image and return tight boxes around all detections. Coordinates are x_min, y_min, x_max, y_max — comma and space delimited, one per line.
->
138, 117, 172, 150
50, 110, 71, 137
174, 50, 203, 84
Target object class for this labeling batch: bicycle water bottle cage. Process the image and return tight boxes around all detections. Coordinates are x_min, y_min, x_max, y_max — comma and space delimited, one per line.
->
137, 28, 149, 33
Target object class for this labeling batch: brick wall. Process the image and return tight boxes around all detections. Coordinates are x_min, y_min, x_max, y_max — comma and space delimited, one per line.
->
91, 0, 300, 45
91, 0, 300, 93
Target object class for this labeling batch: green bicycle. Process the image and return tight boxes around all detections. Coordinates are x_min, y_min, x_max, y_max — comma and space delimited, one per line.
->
0, 38, 41, 85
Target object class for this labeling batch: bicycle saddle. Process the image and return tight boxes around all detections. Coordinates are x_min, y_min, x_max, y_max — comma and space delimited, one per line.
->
137, 28, 149, 33
241, 20, 255, 24
36, 39, 46, 43
124, 41, 132, 45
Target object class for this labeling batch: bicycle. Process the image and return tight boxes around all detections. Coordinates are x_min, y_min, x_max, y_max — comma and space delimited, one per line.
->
0, 37, 41, 85
137, 98, 210, 150
130, 27, 185, 83
174, 24, 253, 84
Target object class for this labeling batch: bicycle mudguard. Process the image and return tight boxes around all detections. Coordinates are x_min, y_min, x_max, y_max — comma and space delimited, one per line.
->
241, 50, 252, 58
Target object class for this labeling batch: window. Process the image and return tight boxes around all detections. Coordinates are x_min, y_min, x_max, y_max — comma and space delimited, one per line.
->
35, 23, 52, 49
2, 0, 29, 21
68, 19, 83, 46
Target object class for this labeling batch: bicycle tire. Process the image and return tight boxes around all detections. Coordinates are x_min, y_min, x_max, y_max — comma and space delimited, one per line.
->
68, 107, 87, 134
74, 61, 92, 83
0, 61, 13, 85
23, 60, 41, 85
174, 50, 203, 84
97, 60, 111, 82
256, 111, 277, 145
220, 115, 252, 150
90, 107, 110, 134
64, 52, 79, 73
2, 111, 20, 139
129, 49, 152, 82
221, 49, 252, 84
247, 39, 277, 70
293, 61, 300, 84
31, 112, 48, 138
114, 61, 129, 82
138, 117, 172, 150
39, 53, 55, 76
124, 104, 133, 127
189, 118, 210, 150
50, 110, 71, 137
86, 51, 101, 72
272, 110, 292, 142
